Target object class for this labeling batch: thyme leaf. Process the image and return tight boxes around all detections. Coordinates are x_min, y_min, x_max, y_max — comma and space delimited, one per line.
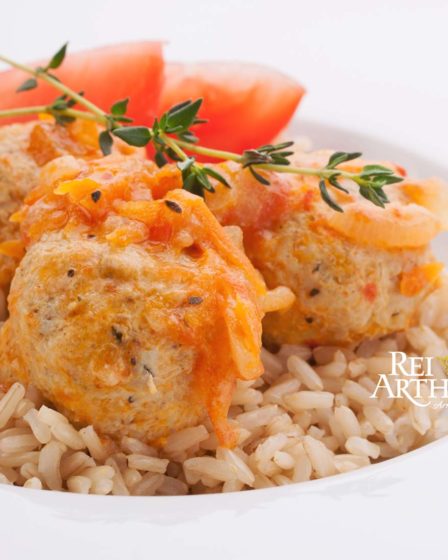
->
99, 130, 113, 156
47, 43, 68, 70
110, 98, 129, 117
112, 126, 151, 147
16, 78, 37, 92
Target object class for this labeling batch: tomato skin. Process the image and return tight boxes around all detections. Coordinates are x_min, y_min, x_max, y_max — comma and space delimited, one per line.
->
0, 42, 164, 126
158, 61, 305, 159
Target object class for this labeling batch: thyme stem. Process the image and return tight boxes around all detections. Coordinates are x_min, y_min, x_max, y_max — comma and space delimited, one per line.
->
0, 101, 382, 189
176, 139, 361, 183
0, 106, 100, 122
256, 163, 358, 181
0, 53, 107, 124
159, 132, 189, 162
0, 45, 403, 208
175, 138, 242, 163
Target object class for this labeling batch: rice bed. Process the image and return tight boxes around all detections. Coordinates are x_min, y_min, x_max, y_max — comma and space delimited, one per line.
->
1, 285, 448, 496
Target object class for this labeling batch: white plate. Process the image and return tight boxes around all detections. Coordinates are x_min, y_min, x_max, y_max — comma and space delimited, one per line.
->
1, 120, 447, 560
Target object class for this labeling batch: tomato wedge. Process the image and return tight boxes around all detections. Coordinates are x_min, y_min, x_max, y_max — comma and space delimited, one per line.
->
0, 42, 164, 126
159, 62, 305, 157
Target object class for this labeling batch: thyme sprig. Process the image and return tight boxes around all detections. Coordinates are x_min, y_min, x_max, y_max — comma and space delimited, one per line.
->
0, 44, 404, 210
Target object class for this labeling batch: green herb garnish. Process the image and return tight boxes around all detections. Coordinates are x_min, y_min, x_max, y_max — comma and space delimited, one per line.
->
0, 44, 404, 209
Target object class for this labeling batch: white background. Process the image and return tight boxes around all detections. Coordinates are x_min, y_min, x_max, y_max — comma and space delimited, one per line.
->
1, 0, 447, 165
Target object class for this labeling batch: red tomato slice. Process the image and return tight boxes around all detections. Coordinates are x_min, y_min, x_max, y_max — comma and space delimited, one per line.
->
0, 42, 164, 126
159, 62, 305, 158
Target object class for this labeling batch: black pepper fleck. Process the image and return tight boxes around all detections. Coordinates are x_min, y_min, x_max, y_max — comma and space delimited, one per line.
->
309, 288, 320, 297
391, 312, 400, 318
91, 190, 102, 203
87, 234, 96, 239
164, 200, 183, 214
111, 326, 123, 343
188, 296, 203, 305
128, 395, 135, 403
130, 357, 137, 366
305, 317, 314, 324
67, 269, 75, 278
312, 263, 321, 273
143, 364, 153, 375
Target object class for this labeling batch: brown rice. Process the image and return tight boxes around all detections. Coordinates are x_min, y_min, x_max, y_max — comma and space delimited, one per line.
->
0, 282, 448, 496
